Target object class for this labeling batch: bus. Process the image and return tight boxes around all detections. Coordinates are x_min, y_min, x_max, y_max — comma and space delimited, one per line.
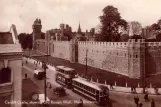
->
72, 78, 109, 106
55, 66, 75, 78
55, 72, 73, 88
34, 69, 45, 80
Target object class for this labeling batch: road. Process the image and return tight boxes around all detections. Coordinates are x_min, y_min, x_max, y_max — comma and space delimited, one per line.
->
22, 59, 102, 107
22, 58, 161, 107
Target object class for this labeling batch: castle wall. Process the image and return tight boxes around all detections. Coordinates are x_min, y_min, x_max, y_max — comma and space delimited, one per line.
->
78, 41, 129, 76
50, 41, 71, 60
145, 42, 161, 76
36, 38, 161, 78
36, 39, 47, 54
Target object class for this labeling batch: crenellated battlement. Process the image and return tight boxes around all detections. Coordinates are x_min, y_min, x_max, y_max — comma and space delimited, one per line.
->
146, 42, 161, 47
78, 41, 128, 48
128, 39, 145, 43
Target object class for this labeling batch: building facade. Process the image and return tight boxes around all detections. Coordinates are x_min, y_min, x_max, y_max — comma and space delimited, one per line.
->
0, 26, 22, 107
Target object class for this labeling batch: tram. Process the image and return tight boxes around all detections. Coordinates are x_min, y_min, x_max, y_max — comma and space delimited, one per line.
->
72, 78, 109, 106
55, 72, 73, 88
55, 66, 75, 78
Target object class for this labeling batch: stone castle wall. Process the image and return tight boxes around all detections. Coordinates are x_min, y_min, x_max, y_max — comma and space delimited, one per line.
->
35, 39, 161, 78
78, 41, 129, 76
145, 42, 161, 76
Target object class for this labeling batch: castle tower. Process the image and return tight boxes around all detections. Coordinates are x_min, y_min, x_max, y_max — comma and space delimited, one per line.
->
69, 39, 78, 63
32, 18, 42, 49
77, 22, 82, 34
128, 39, 145, 79
60, 23, 64, 36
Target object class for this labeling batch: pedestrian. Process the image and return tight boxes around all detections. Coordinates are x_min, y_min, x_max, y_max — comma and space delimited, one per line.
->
77, 99, 83, 107
110, 83, 113, 89
25, 73, 27, 79
138, 103, 143, 107
134, 96, 139, 106
144, 93, 149, 101
151, 99, 156, 107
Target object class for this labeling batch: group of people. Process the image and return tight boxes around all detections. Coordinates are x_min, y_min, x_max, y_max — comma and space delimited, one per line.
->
134, 93, 156, 107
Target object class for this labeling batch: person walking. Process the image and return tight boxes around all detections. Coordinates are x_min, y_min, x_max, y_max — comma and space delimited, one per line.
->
110, 83, 113, 89
25, 73, 27, 79
134, 96, 139, 106
138, 103, 143, 107
144, 93, 149, 101
151, 99, 156, 107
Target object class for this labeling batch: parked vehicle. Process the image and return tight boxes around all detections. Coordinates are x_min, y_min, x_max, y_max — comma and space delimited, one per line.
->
34, 69, 45, 80
53, 87, 66, 97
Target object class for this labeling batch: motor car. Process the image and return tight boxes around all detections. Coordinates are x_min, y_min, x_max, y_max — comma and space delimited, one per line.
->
53, 87, 66, 97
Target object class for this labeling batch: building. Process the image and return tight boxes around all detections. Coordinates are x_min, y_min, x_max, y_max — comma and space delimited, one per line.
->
0, 25, 22, 107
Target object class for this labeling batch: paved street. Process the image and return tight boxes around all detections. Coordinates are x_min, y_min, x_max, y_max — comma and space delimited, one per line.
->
22, 61, 102, 107
22, 58, 161, 107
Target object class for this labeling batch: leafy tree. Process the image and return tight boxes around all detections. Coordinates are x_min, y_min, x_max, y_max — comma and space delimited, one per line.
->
18, 33, 26, 43
120, 34, 129, 42
156, 33, 161, 41
18, 33, 32, 49
127, 21, 142, 36
99, 5, 127, 41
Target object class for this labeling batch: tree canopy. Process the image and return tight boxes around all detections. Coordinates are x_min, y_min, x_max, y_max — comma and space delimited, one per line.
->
18, 33, 32, 49
99, 5, 127, 42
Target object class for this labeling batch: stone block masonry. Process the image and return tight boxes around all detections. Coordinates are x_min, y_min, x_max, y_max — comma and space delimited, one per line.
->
35, 38, 161, 79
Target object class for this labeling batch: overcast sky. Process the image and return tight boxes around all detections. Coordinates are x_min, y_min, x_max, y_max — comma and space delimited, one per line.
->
0, 0, 161, 34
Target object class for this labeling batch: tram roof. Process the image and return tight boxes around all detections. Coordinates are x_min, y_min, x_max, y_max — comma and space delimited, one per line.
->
56, 66, 75, 71
57, 72, 70, 78
72, 77, 108, 91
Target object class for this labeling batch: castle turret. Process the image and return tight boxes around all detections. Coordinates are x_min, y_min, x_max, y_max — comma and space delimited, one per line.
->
32, 18, 42, 49
77, 22, 81, 34
128, 39, 145, 79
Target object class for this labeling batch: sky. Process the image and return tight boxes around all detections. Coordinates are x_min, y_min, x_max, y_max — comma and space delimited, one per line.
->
0, 0, 161, 34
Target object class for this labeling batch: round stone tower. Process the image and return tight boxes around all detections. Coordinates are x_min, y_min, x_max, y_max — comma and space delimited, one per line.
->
32, 18, 42, 49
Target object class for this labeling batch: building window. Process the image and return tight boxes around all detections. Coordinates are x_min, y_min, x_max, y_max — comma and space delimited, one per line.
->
0, 67, 11, 84
136, 55, 138, 58
125, 53, 126, 57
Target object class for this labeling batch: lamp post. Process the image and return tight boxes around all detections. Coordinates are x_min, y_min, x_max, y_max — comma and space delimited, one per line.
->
42, 62, 47, 102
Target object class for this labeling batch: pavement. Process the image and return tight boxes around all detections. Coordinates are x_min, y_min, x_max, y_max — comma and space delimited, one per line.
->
23, 56, 161, 95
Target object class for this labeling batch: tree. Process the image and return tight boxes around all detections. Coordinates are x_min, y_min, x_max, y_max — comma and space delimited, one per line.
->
99, 5, 127, 41
18, 33, 26, 44
95, 24, 102, 34
18, 33, 32, 49
128, 21, 142, 36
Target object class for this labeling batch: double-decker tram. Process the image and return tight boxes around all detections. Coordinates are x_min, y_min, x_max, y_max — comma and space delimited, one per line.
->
72, 78, 109, 106
55, 66, 76, 88
55, 72, 73, 88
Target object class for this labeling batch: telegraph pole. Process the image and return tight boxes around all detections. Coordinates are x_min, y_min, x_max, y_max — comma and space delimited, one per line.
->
85, 49, 88, 77
43, 62, 47, 102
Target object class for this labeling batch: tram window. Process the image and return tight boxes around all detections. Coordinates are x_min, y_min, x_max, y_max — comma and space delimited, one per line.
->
87, 87, 90, 91
96, 90, 99, 95
103, 90, 107, 95
100, 92, 103, 96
